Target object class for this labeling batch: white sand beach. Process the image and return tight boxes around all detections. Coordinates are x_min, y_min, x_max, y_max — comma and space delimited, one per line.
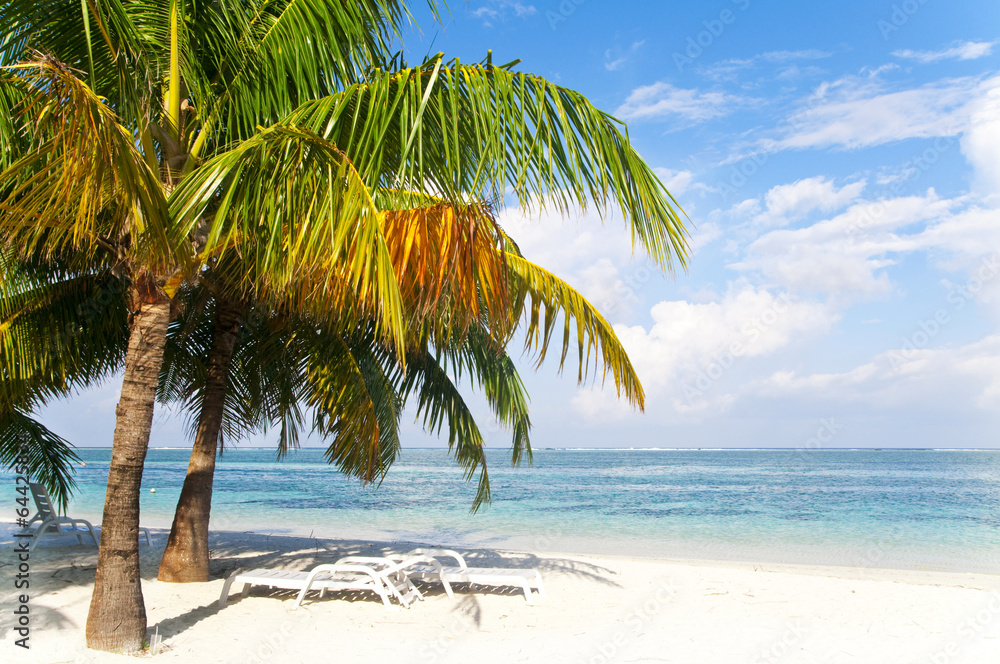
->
3, 527, 1000, 664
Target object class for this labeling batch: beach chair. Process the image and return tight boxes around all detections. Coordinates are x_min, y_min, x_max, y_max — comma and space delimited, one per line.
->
18, 483, 98, 552
403, 548, 546, 604
17, 483, 150, 552
218, 554, 445, 611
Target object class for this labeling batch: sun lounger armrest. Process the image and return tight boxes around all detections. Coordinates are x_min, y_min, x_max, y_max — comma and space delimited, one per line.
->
407, 548, 468, 569
334, 556, 401, 569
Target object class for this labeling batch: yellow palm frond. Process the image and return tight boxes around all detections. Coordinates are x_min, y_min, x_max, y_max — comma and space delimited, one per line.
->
0, 57, 172, 268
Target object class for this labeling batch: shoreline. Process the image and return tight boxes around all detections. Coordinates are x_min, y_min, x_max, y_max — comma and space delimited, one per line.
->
4, 519, 998, 578
4, 527, 1000, 663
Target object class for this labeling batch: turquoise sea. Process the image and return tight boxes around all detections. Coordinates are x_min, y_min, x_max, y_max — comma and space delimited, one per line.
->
9, 448, 1000, 573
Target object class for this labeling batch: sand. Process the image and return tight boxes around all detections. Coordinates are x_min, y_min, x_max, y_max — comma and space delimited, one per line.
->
3, 526, 1000, 664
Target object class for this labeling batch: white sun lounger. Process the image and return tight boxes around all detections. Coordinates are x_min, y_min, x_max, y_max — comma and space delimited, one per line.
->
18, 483, 150, 552
18, 483, 98, 551
218, 555, 446, 610
404, 548, 546, 604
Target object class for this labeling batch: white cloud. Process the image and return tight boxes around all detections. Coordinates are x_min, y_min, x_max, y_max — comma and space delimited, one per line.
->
605, 57, 626, 72
893, 41, 997, 64
499, 205, 634, 276
614, 83, 742, 123
961, 79, 1000, 198
571, 283, 838, 420
471, 1, 536, 25
705, 49, 833, 80
498, 203, 661, 321
753, 177, 866, 227
731, 191, 958, 298
761, 75, 992, 152
753, 335, 1000, 412
572, 291, 838, 421
604, 41, 645, 71
759, 49, 833, 63
654, 168, 695, 196
687, 222, 722, 253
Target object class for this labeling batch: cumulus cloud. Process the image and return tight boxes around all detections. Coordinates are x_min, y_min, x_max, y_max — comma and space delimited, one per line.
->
614, 83, 742, 123
567, 283, 838, 420
753, 177, 866, 227
498, 203, 662, 321
687, 222, 722, 253
893, 41, 997, 64
731, 191, 958, 298
961, 79, 1000, 198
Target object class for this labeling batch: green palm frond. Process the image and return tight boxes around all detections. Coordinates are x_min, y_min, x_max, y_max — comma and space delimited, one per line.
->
0, 409, 81, 513
193, 0, 403, 149
306, 328, 402, 483
0, 73, 26, 170
287, 60, 690, 274
169, 125, 406, 347
0, 250, 129, 410
401, 347, 492, 511
436, 326, 533, 466
0, 251, 124, 513
0, 0, 155, 93
505, 252, 645, 409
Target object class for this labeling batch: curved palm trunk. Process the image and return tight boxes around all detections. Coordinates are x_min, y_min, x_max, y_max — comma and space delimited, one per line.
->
157, 300, 242, 583
85, 295, 171, 653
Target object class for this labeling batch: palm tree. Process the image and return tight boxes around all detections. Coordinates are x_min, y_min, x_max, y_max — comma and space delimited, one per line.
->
1, 201, 645, 584
1, 16, 410, 657
153, 211, 645, 582
1, 0, 688, 654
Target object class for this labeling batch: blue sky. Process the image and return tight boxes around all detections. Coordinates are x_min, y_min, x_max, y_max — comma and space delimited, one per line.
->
41, 0, 1000, 450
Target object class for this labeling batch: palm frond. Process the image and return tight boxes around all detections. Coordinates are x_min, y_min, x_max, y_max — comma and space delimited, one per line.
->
306, 329, 402, 483
287, 60, 690, 274
505, 252, 645, 409
169, 124, 406, 348
188, 0, 425, 159
0, 57, 173, 268
380, 201, 511, 335
0, 250, 129, 410
401, 347, 491, 511
436, 326, 533, 466
0, 409, 80, 512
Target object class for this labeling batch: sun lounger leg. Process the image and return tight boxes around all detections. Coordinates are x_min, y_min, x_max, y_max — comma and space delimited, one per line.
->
535, 572, 546, 598
219, 572, 240, 608
520, 579, 534, 605
294, 576, 319, 609
28, 529, 47, 552
376, 585, 400, 610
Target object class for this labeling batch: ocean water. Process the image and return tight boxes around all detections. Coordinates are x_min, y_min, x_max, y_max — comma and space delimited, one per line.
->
8, 448, 1000, 574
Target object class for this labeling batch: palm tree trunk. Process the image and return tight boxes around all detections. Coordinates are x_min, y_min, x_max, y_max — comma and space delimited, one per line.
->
85, 295, 171, 654
157, 299, 242, 583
